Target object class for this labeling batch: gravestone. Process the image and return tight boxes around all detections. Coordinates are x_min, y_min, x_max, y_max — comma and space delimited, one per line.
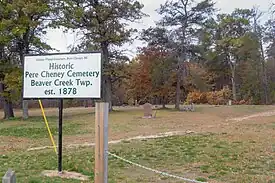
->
181, 103, 195, 112
2, 169, 16, 183
143, 103, 153, 118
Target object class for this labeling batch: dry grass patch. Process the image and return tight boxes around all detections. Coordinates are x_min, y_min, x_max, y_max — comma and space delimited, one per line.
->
0, 105, 275, 182
1, 105, 275, 153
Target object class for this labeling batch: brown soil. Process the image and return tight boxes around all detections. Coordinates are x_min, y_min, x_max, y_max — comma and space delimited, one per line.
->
41, 170, 89, 181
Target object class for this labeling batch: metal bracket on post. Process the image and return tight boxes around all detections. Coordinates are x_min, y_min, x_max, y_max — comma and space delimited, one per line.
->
94, 102, 109, 183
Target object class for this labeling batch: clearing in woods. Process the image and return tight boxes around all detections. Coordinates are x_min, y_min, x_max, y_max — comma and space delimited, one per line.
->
0, 105, 274, 183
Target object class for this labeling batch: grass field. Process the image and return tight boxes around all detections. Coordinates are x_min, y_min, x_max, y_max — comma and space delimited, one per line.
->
0, 105, 275, 183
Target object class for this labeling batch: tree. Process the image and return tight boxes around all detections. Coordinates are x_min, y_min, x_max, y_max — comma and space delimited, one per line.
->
126, 54, 152, 104
157, 0, 216, 109
16, 0, 54, 119
186, 62, 210, 92
0, 61, 16, 119
209, 9, 256, 101
142, 46, 175, 107
140, 27, 177, 107
0, 0, 19, 119
263, 5, 275, 103
271, 3, 275, 15
0, 0, 55, 119
264, 20, 275, 59
57, 0, 145, 111
251, 7, 269, 104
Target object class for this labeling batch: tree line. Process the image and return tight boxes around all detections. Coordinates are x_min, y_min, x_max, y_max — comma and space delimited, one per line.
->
117, 1, 275, 109
0, 0, 274, 119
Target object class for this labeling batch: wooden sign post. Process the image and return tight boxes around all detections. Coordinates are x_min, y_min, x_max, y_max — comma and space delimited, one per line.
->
94, 102, 109, 183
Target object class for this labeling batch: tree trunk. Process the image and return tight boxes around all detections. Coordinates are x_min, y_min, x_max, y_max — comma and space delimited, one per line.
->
262, 64, 268, 104
4, 100, 14, 119
162, 96, 166, 108
175, 27, 187, 109
0, 45, 14, 119
175, 68, 181, 110
0, 82, 14, 119
84, 100, 89, 108
260, 40, 269, 104
231, 68, 237, 101
253, 14, 269, 104
22, 100, 29, 119
229, 55, 237, 101
20, 52, 29, 119
175, 51, 186, 110
20, 29, 32, 119
19, 42, 29, 119
101, 41, 112, 111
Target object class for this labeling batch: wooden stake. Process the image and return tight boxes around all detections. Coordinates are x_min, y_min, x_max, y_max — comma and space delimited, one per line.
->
95, 102, 109, 183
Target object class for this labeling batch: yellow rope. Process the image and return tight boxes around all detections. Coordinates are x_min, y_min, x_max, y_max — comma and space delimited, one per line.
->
38, 100, 57, 154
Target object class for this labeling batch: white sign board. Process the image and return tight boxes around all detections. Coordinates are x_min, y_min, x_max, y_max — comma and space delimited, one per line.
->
23, 52, 101, 99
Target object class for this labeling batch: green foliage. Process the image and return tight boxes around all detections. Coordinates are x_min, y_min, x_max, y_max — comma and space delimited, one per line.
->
1, 0, 54, 54
0, 0, 55, 118
2, 68, 22, 101
264, 19, 275, 58
157, 0, 216, 58
186, 63, 210, 92
198, 8, 265, 102
0, 0, 275, 107
56, 0, 145, 107
58, 0, 145, 52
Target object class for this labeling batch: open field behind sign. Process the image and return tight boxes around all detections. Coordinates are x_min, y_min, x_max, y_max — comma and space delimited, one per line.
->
0, 105, 274, 183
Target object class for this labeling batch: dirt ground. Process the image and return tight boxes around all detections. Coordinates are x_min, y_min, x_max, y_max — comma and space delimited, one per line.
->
0, 105, 274, 154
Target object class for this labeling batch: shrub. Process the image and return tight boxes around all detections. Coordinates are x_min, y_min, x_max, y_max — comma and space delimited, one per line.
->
206, 91, 217, 105
186, 91, 207, 104
232, 99, 249, 105
186, 91, 200, 104
186, 86, 232, 105
199, 92, 208, 104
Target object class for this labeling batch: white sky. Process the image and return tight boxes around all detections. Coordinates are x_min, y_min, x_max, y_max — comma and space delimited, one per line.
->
45, 0, 274, 58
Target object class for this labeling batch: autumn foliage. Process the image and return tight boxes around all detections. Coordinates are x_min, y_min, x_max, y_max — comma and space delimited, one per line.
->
126, 46, 174, 105
186, 86, 232, 105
